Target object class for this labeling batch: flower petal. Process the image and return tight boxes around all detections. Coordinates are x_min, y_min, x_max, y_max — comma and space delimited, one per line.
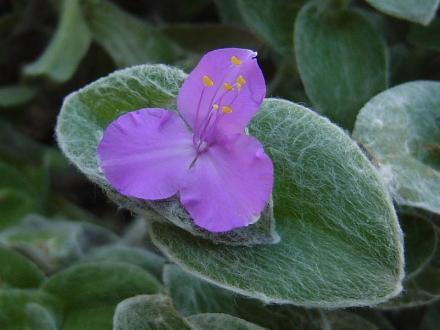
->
177, 48, 266, 139
97, 108, 196, 200
179, 134, 273, 232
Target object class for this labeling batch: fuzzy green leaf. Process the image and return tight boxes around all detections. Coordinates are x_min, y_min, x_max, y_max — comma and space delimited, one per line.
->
150, 98, 404, 308
84, 245, 165, 279
163, 264, 324, 329
0, 85, 36, 108
41, 262, 163, 329
380, 264, 440, 309
186, 313, 265, 330
0, 190, 39, 230
0, 161, 38, 195
364, 0, 440, 25
113, 294, 192, 330
294, 2, 388, 130
236, 299, 324, 330
0, 289, 60, 330
0, 246, 45, 288
60, 305, 115, 330
400, 212, 438, 279
83, 0, 180, 67
381, 229, 440, 309
163, 264, 236, 316
353, 81, 440, 214
55, 64, 278, 246
0, 214, 118, 271
0, 120, 46, 166
323, 311, 382, 330
238, 0, 302, 54
23, 0, 91, 82
25, 303, 58, 330
42, 262, 162, 307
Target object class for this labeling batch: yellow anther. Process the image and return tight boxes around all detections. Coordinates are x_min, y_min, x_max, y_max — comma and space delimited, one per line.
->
231, 56, 241, 65
236, 75, 246, 85
221, 106, 233, 114
236, 82, 242, 91
202, 75, 214, 87
223, 82, 233, 91
212, 103, 219, 110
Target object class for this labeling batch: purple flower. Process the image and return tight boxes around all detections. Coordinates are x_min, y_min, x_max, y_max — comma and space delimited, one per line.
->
97, 48, 273, 232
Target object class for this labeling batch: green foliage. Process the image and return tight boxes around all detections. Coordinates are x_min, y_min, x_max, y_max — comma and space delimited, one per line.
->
213, 0, 245, 25
381, 217, 440, 309
0, 246, 45, 288
23, 0, 91, 82
399, 212, 438, 278
113, 294, 192, 330
160, 24, 262, 53
364, 0, 440, 25
59, 305, 116, 330
163, 264, 236, 316
151, 98, 404, 308
295, 1, 388, 130
0, 190, 39, 230
408, 18, 440, 50
0, 121, 46, 166
2, 0, 440, 328
163, 263, 326, 329
381, 263, 440, 309
0, 162, 43, 228
42, 262, 162, 307
83, 0, 180, 67
353, 81, 440, 214
323, 311, 387, 330
41, 262, 163, 329
0, 215, 118, 271
238, 0, 303, 54
25, 303, 58, 330
0, 86, 36, 108
186, 313, 265, 330
84, 245, 165, 279
0, 289, 60, 330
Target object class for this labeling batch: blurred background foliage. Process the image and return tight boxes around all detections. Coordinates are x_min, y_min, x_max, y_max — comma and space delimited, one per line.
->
0, 0, 439, 329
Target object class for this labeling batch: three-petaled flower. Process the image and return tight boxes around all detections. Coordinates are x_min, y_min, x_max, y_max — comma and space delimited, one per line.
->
97, 48, 274, 232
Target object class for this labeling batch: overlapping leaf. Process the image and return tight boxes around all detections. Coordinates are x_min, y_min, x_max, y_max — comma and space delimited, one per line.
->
151, 98, 404, 307
23, 0, 91, 82
295, 1, 388, 130
364, 0, 439, 25
353, 81, 440, 214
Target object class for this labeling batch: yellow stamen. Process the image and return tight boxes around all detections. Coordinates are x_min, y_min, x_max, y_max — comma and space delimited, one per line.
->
221, 106, 233, 114
231, 56, 241, 65
237, 75, 246, 85
236, 82, 242, 91
212, 103, 219, 110
202, 75, 214, 87
223, 82, 233, 91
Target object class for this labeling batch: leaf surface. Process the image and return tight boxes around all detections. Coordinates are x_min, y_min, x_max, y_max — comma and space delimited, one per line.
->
151, 98, 404, 307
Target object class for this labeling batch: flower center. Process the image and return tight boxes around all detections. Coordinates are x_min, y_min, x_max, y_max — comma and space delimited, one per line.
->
193, 55, 248, 154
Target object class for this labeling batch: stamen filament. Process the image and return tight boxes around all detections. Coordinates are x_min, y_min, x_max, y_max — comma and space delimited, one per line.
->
193, 87, 206, 136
